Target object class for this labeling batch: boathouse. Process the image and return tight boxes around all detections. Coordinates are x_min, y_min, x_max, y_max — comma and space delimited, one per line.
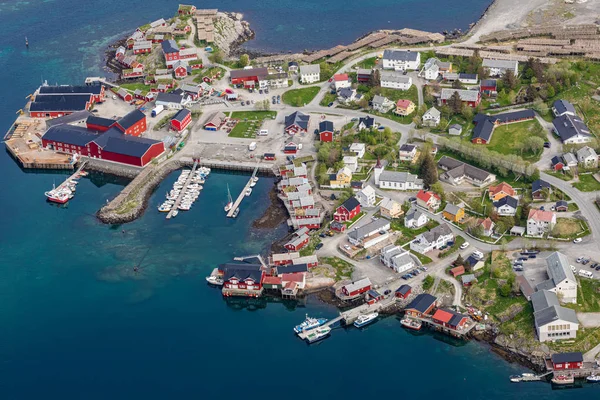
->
170, 108, 192, 132
29, 94, 94, 118
39, 84, 105, 103
404, 293, 437, 317
431, 309, 469, 330
220, 263, 265, 298
395, 284, 412, 299
341, 278, 371, 298
550, 352, 584, 370
366, 289, 383, 305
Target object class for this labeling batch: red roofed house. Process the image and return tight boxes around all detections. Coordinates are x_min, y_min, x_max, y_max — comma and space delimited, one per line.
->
281, 272, 306, 298
262, 276, 282, 291
416, 189, 441, 210
488, 182, 515, 201
170, 108, 192, 132
333, 73, 351, 90
450, 265, 465, 277
341, 277, 371, 298
432, 309, 469, 330
478, 217, 495, 237
334, 197, 361, 222
527, 209, 557, 236
112, 109, 147, 137
394, 99, 416, 116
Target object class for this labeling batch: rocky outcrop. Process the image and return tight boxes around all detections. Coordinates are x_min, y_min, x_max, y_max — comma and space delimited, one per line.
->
213, 12, 254, 56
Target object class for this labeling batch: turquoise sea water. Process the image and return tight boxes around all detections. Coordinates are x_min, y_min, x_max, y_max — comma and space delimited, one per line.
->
1, 0, 600, 398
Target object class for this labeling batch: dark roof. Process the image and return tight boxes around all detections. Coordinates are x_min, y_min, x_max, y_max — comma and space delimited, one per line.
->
465, 255, 479, 267
288, 61, 299, 67
264, 153, 275, 157
472, 110, 536, 142
493, 195, 518, 209
116, 109, 146, 130
358, 116, 374, 129
552, 99, 576, 116
46, 110, 93, 128
556, 200, 568, 208
551, 155, 563, 166
480, 79, 496, 88
93, 127, 162, 157
171, 108, 191, 122
383, 49, 419, 62
42, 124, 98, 147
86, 115, 117, 128
551, 352, 583, 364
39, 85, 102, 95
367, 289, 382, 298
319, 120, 334, 133
156, 92, 184, 104
277, 264, 309, 274
30, 94, 91, 112
405, 293, 437, 313
339, 196, 360, 212
449, 311, 468, 327
459, 73, 478, 80
230, 67, 269, 80
285, 111, 309, 130
532, 179, 550, 193
395, 284, 411, 295
489, 109, 535, 124
552, 114, 592, 142
472, 118, 495, 142
222, 264, 263, 283
399, 144, 416, 152
161, 40, 179, 54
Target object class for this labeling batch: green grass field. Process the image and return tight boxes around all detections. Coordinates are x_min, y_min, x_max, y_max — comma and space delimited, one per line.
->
573, 174, 600, 192
227, 111, 277, 138
319, 92, 337, 107
485, 119, 544, 162
282, 87, 320, 106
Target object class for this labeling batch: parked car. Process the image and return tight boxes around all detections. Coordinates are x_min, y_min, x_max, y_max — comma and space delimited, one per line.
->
574, 237, 583, 243
544, 142, 551, 148
413, 270, 421, 275
472, 251, 484, 260
326, 231, 334, 237
528, 254, 537, 259
241, 101, 245, 106
421, 266, 428, 271
319, 233, 327, 238
344, 245, 351, 250
402, 275, 410, 280
265, 88, 269, 94
328, 102, 334, 107
259, 89, 263, 94
460, 242, 470, 250
595, 265, 600, 271
518, 257, 528, 262
315, 243, 324, 250
576, 257, 583, 263
384, 289, 391, 295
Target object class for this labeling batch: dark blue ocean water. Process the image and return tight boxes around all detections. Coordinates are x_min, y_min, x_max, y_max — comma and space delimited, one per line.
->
1, 0, 599, 398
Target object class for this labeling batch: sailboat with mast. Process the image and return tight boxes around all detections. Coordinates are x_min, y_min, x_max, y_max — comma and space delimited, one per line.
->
224, 184, 233, 213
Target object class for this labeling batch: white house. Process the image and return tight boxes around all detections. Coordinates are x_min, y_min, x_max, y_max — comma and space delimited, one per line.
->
531, 290, 579, 342
380, 245, 415, 273
422, 107, 441, 127
382, 49, 421, 71
356, 185, 376, 208
342, 155, 359, 173
337, 87, 360, 104
372, 95, 395, 113
333, 73, 351, 90
299, 64, 320, 84
482, 59, 519, 77
375, 170, 423, 190
552, 99, 577, 117
347, 219, 391, 248
349, 143, 366, 159
458, 73, 478, 85
552, 114, 593, 144
410, 223, 454, 254
419, 58, 440, 80
398, 144, 418, 162
380, 71, 412, 90
535, 252, 578, 304
527, 209, 557, 237
493, 196, 518, 216
404, 206, 429, 229
576, 146, 598, 168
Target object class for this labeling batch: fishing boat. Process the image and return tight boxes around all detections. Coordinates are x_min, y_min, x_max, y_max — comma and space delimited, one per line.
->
245, 187, 252, 197
45, 189, 70, 204
509, 373, 536, 383
353, 312, 378, 328
551, 375, 574, 385
305, 326, 331, 344
587, 374, 600, 383
224, 184, 233, 212
400, 317, 422, 331
293, 314, 328, 334
250, 180, 257, 188
206, 275, 224, 286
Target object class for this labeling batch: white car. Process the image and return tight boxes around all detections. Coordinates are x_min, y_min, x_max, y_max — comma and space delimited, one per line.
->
573, 238, 582, 243
344, 245, 351, 250
460, 242, 470, 250
472, 251, 484, 260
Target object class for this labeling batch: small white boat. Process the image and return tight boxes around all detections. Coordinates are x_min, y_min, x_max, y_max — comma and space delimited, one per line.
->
305, 326, 331, 344
232, 208, 239, 218
551, 375, 574, 385
171, 210, 179, 217
587, 374, 600, 382
224, 184, 233, 213
354, 312, 378, 328
158, 204, 171, 212
206, 275, 224, 285
252, 176, 258, 183
178, 204, 191, 211
245, 188, 252, 197
249, 180, 257, 188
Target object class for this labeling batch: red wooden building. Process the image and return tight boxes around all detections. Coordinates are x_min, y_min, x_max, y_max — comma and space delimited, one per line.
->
432, 309, 469, 330
283, 142, 298, 154
229, 67, 268, 88
264, 153, 276, 161
334, 197, 361, 222
367, 289, 384, 305
29, 94, 93, 118
113, 109, 147, 137
330, 221, 346, 232
116, 88, 133, 103
86, 115, 117, 132
404, 293, 437, 317
220, 263, 265, 297
450, 265, 465, 277
341, 277, 371, 297
395, 284, 412, 299
551, 353, 584, 370
173, 61, 189, 79
170, 108, 192, 132
319, 120, 334, 142
38, 84, 105, 103
284, 111, 310, 135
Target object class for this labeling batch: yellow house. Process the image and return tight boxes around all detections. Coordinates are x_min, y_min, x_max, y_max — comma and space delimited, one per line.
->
330, 166, 352, 188
394, 99, 416, 116
380, 197, 404, 219
443, 203, 465, 223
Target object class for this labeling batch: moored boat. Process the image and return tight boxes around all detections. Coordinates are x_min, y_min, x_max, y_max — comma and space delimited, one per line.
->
245, 187, 252, 197
587, 374, 600, 382
400, 317, 422, 331
158, 204, 171, 212
224, 184, 233, 213
294, 314, 328, 334
354, 312, 378, 328
509, 375, 522, 383
305, 326, 331, 344
206, 275, 224, 286
551, 375, 574, 385
231, 208, 240, 218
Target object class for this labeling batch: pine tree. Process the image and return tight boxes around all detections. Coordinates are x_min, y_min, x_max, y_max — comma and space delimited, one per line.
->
369, 69, 381, 87
448, 91, 462, 114
419, 152, 438, 187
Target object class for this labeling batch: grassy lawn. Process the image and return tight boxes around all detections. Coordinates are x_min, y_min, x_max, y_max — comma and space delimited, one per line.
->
551, 217, 589, 238
192, 66, 226, 83
409, 249, 433, 265
568, 202, 579, 212
321, 257, 354, 281
485, 119, 545, 162
345, 211, 365, 228
565, 279, 600, 313
282, 87, 320, 106
120, 82, 152, 93
319, 92, 337, 107
548, 327, 600, 354
357, 57, 378, 69
573, 174, 600, 192
544, 169, 573, 181
227, 111, 276, 138
300, 236, 321, 257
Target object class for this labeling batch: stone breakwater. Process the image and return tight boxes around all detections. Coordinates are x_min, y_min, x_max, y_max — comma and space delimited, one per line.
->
96, 159, 186, 224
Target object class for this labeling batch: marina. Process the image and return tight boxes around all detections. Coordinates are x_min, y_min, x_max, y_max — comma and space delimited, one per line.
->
162, 162, 211, 218
226, 164, 260, 218
44, 161, 88, 204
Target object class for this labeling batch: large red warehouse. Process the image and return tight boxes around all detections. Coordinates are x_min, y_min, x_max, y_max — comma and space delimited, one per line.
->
38, 84, 106, 103
29, 94, 93, 118
170, 108, 192, 132
112, 109, 147, 136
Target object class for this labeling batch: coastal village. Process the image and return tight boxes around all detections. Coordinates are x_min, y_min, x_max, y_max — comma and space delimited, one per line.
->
6, 1, 600, 386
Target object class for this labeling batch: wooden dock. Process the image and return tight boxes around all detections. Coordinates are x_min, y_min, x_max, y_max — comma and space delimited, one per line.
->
166, 161, 198, 219
54, 161, 87, 190
226, 163, 260, 218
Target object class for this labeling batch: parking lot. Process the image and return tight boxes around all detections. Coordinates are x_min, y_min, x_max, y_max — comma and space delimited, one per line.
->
511, 250, 599, 286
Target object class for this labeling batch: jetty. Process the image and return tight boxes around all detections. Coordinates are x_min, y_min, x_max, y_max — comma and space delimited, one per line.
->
166, 160, 198, 219
226, 163, 259, 218
53, 161, 88, 191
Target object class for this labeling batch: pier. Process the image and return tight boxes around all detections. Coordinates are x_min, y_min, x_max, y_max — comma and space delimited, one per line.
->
166, 160, 198, 219
226, 163, 260, 218
55, 161, 87, 190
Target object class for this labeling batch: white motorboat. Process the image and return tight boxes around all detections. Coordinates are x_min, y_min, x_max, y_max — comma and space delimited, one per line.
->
245, 187, 252, 197
252, 176, 258, 183
232, 208, 239, 218
249, 180, 257, 188
354, 312, 378, 328
178, 204, 191, 211
171, 210, 179, 217
224, 184, 233, 212
305, 326, 331, 344
587, 374, 600, 382
158, 204, 171, 212
205, 275, 224, 285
